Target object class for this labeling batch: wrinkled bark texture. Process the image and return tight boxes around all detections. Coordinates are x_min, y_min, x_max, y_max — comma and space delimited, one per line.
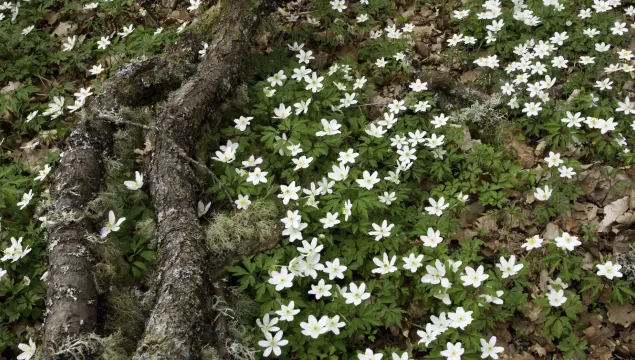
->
44, 1, 283, 358
134, 1, 283, 359
43, 57, 194, 358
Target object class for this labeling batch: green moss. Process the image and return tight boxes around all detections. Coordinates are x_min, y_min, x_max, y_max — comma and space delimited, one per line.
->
103, 288, 147, 353
204, 199, 279, 257
200, 346, 221, 360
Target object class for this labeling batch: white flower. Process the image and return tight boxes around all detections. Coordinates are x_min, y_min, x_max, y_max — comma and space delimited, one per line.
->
235, 195, 251, 210
402, 253, 424, 273
278, 181, 301, 205
338, 149, 359, 165
448, 307, 473, 330
177, 22, 188, 33
558, 166, 576, 179
100, 210, 125, 238
17, 189, 33, 210
187, 0, 200, 12
300, 315, 328, 338
330, 0, 346, 12
273, 103, 292, 119
320, 212, 340, 229
17, 338, 36, 360
62, 36, 77, 51
617, 97, 635, 115
212, 147, 236, 163
1, 237, 32, 263
247, 167, 268, 185
288, 42, 304, 52
325, 315, 345, 335
454, 9, 470, 18
372, 253, 398, 275
596, 261, 622, 280
375, 58, 387, 68
356, 171, 380, 190
316, 119, 342, 136
296, 49, 315, 64
124, 171, 143, 190
22, 25, 34, 36
365, 123, 386, 138
431, 114, 450, 128
309, 278, 332, 299
294, 98, 311, 115
292, 155, 313, 170
409, 79, 428, 92
533, 185, 552, 201
440, 342, 464, 360
420, 228, 443, 248
421, 259, 450, 288
425, 197, 449, 216
554, 232, 581, 251
256, 313, 280, 333
547, 289, 567, 307
344, 282, 371, 306
368, 220, 394, 241
611, 21, 627, 35
522, 102, 542, 117
118, 24, 134, 38
34, 164, 52, 182
544, 152, 563, 168
324, 258, 347, 280
258, 330, 288, 357
378, 191, 397, 205
276, 301, 300, 321
521, 235, 543, 250
358, 348, 383, 360
96, 36, 111, 50
328, 163, 350, 181
496, 255, 523, 278
480, 336, 504, 359
234, 116, 253, 131
197, 200, 211, 217
268, 267, 294, 291
461, 265, 489, 288
89, 64, 105, 75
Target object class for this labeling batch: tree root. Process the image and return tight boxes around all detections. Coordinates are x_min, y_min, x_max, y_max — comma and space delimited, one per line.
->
43, 1, 284, 359
133, 1, 285, 359
43, 43, 200, 360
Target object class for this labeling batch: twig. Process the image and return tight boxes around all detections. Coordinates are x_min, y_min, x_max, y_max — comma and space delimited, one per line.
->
97, 113, 157, 131
167, 139, 237, 209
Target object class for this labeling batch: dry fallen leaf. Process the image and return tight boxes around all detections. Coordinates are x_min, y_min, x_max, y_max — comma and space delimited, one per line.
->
528, 343, 546, 357
52, 22, 77, 37
599, 196, 629, 232
475, 214, 498, 232
460, 70, 478, 83
607, 301, 635, 327
508, 136, 535, 169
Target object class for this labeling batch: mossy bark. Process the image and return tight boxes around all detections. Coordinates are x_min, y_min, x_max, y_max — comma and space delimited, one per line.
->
43, 57, 193, 359
44, 1, 283, 358
133, 1, 283, 359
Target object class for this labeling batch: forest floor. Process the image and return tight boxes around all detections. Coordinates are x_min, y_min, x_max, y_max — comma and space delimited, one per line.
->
1, 0, 635, 359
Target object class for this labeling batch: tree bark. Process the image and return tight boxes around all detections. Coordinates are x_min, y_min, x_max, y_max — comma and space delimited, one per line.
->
133, 1, 283, 359
43, 57, 194, 358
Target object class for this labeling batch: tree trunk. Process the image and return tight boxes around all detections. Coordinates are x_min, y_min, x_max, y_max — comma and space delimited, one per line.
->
43, 57, 195, 358
133, 1, 283, 358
